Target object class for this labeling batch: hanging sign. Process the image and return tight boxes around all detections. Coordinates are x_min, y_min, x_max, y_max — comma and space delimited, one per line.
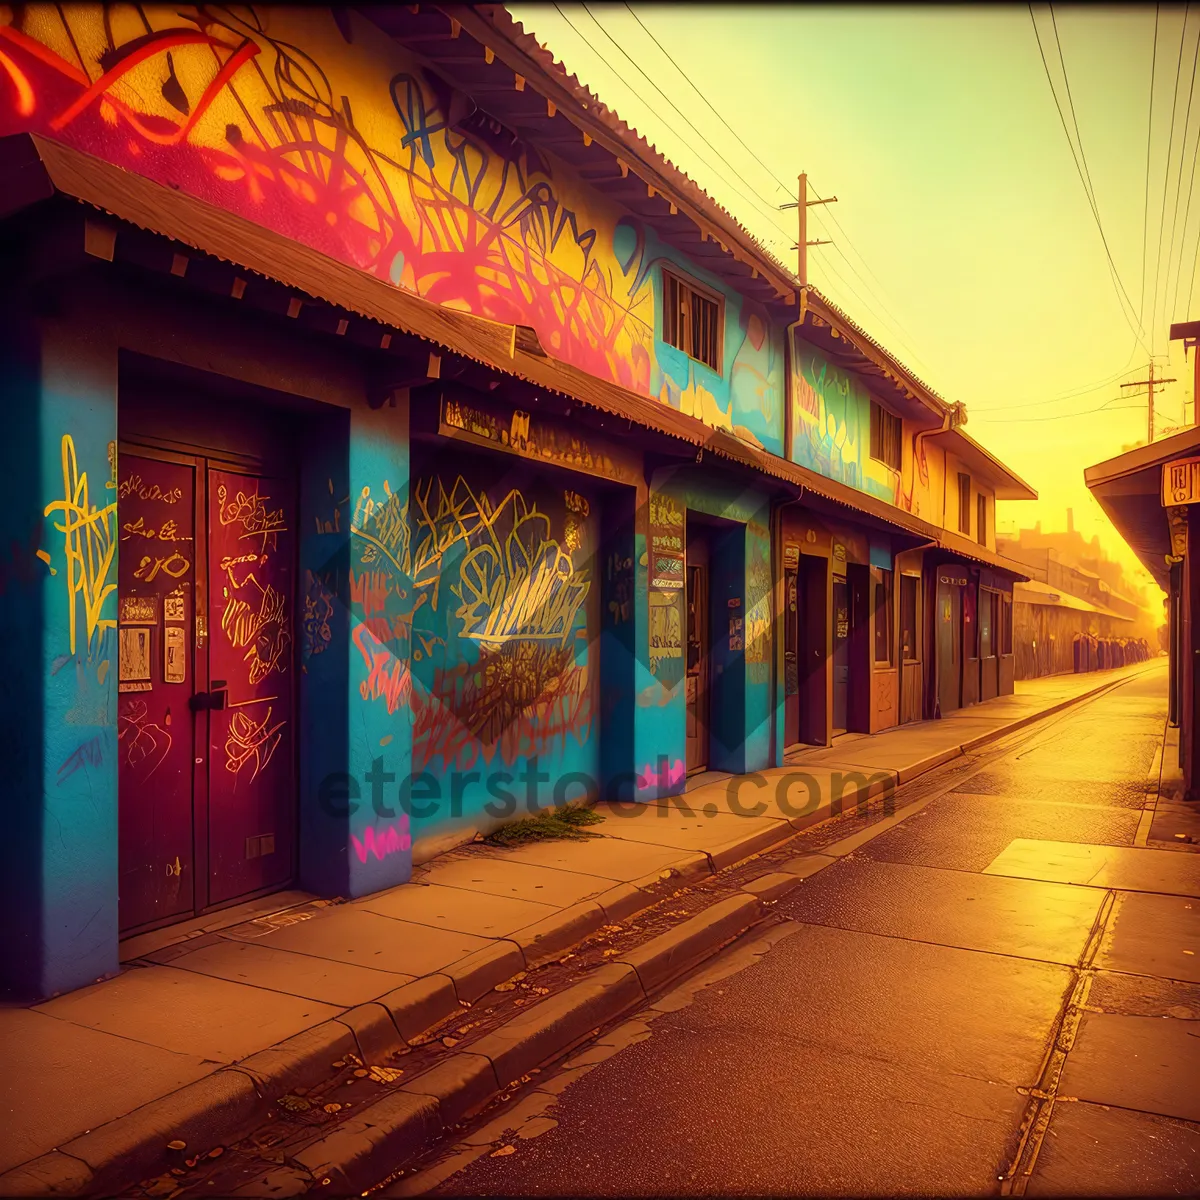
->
1162, 456, 1200, 506
939, 572, 968, 587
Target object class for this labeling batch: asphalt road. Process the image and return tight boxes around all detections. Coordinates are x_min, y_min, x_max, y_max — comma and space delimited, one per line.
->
393, 669, 1200, 1198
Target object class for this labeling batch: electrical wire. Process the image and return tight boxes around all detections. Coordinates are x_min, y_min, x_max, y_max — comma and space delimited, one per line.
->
1169, 19, 1200, 320
554, 3, 934, 371
1150, 6, 1189, 352
1141, 6, 1161, 331
619, 2, 937, 371
567, 2, 797, 244
1164, 6, 1198, 320
972, 396, 1148, 423
621, 2, 793, 198
1029, 4, 1149, 353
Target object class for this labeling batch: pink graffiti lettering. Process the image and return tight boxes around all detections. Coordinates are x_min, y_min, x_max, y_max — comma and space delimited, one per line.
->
637, 758, 686, 791
353, 623, 411, 714
350, 818, 412, 864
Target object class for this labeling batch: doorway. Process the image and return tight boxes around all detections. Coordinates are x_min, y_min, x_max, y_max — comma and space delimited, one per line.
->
685, 542, 710, 775
117, 442, 297, 936
936, 579, 962, 715
832, 575, 850, 733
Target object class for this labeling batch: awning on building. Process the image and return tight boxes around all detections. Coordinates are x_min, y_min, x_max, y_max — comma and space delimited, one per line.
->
1, 130, 961, 546
1014, 579, 1133, 621
1085, 427, 1200, 591
934, 529, 1032, 581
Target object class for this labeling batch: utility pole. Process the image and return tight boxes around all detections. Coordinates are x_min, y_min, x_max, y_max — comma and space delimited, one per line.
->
1121, 362, 1176, 444
779, 173, 836, 287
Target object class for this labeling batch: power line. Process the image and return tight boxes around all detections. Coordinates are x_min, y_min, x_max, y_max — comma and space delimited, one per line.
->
1150, 6, 1189, 352
1029, 4, 1149, 353
621, 3, 793, 198
1164, 6, 1198, 321
1141, 6, 1161, 330
614, 1, 921, 360
1170, 18, 1200, 320
575, 3, 792, 235
550, 3, 797, 262
972, 398, 1149, 423
560, 4, 936, 373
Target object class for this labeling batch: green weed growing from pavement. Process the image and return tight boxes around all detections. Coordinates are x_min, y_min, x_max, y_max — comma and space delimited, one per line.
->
486, 804, 606, 846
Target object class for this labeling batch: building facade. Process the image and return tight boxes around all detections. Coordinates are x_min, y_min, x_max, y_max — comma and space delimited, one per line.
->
0, 3, 1033, 1000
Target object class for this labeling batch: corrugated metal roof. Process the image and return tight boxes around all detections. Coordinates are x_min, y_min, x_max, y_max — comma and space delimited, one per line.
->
17, 132, 944, 542
1015, 579, 1133, 622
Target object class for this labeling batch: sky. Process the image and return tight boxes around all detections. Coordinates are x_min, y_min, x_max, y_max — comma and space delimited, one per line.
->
507, 3, 1200, 600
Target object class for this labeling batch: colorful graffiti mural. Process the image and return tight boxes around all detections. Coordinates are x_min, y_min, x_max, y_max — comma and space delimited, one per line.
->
0, 5, 782, 443
789, 337, 898, 505
345, 459, 596, 814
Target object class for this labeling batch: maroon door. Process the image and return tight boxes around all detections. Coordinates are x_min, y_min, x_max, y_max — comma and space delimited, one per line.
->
207, 468, 296, 905
117, 450, 296, 935
117, 454, 198, 932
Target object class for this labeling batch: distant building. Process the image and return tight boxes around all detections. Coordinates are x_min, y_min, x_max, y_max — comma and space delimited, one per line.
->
997, 514, 1159, 678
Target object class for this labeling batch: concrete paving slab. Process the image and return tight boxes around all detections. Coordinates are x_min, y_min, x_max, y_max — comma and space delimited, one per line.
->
984, 839, 1200, 897
358, 882, 559, 937
165, 938, 415, 1007
225, 906, 491, 978
415, 854, 609, 907
860, 793, 1141, 874
1061, 1011, 1200, 1122
118, 890, 317, 963
779, 857, 1105, 964
588, 801, 782, 852
1149, 798, 1200, 846
483, 836, 699, 882
1027, 1100, 1200, 1197
1095, 891, 1200, 984
32, 964, 339, 1064
0, 1008, 214, 1174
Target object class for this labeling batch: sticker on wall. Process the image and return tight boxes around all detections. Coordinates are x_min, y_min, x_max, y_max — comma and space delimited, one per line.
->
783, 544, 800, 568
649, 590, 683, 673
832, 542, 847, 563
728, 615, 744, 652
163, 625, 187, 684
163, 591, 186, 622
118, 626, 152, 692
120, 595, 157, 624
651, 554, 684, 589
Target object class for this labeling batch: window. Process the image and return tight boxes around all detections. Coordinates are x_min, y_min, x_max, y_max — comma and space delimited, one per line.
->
900, 574, 919, 661
958, 473, 972, 534
662, 270, 722, 372
1001, 593, 1013, 655
873, 568, 893, 664
977, 493, 988, 546
870, 401, 902, 471
979, 589, 995, 657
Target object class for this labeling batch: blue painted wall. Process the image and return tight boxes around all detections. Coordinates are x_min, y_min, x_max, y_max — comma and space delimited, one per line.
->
614, 221, 787, 457
634, 468, 773, 801
406, 449, 600, 840
1, 321, 120, 1000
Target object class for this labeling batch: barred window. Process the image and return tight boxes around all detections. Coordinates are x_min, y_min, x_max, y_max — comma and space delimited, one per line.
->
662, 270, 722, 372
869, 401, 902, 471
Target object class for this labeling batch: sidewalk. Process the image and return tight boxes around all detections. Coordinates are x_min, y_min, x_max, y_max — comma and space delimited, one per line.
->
0, 658, 1163, 1192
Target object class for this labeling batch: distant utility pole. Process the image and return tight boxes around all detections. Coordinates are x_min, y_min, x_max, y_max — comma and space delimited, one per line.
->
779, 173, 836, 287
1121, 362, 1176, 444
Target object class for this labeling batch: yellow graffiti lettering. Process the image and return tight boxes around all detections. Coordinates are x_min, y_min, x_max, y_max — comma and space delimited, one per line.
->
134, 551, 191, 582
43, 435, 117, 657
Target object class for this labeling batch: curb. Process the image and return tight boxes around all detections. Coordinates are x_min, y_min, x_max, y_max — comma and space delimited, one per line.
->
0, 664, 1152, 1197
278, 882, 784, 1194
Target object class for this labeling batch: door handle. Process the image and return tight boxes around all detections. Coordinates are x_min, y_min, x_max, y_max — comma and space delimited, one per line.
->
190, 681, 228, 712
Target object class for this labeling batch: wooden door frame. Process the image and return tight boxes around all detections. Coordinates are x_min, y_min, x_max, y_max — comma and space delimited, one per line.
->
116, 436, 301, 928
685, 559, 710, 775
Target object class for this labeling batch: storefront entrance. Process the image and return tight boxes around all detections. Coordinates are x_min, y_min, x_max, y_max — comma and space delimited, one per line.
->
832, 575, 850, 733
116, 441, 296, 936
685, 545, 710, 775
936, 576, 963, 715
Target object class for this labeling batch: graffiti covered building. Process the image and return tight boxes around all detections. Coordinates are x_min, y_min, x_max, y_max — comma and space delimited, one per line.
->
0, 3, 1033, 1001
